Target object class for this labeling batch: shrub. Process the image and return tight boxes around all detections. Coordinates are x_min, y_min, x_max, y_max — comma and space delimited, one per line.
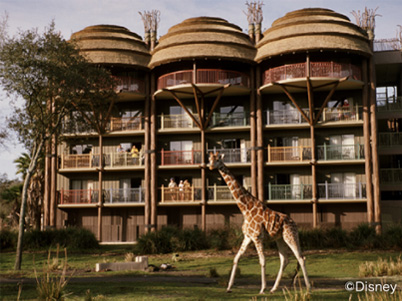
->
383, 224, 402, 249
323, 227, 348, 248
349, 224, 383, 249
0, 229, 17, 251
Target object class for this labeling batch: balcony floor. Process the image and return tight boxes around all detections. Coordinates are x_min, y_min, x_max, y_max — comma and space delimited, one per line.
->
155, 84, 250, 99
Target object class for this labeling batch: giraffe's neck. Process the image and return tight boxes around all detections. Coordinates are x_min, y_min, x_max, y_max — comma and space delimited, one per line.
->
218, 163, 250, 211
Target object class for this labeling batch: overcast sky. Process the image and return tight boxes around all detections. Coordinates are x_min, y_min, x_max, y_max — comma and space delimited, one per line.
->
0, 0, 401, 180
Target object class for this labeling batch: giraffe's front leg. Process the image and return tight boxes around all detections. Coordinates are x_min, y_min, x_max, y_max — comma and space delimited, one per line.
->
252, 238, 266, 294
227, 236, 251, 293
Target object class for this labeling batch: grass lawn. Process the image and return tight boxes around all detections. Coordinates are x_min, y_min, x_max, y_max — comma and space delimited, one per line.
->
0, 247, 401, 300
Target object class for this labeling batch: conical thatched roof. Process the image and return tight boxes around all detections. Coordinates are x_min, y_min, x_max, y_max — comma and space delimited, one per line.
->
70, 25, 150, 69
149, 17, 256, 68
256, 8, 372, 62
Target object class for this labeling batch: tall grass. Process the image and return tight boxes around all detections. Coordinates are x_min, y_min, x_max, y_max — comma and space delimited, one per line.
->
359, 256, 402, 277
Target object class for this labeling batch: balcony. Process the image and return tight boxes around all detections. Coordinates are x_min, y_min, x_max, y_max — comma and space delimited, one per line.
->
58, 189, 99, 204
319, 106, 362, 123
318, 182, 366, 200
114, 75, 145, 94
160, 149, 202, 166
263, 62, 361, 85
210, 112, 249, 128
157, 69, 250, 90
267, 146, 312, 163
379, 133, 402, 154
104, 188, 145, 204
60, 154, 100, 169
104, 152, 143, 168
267, 184, 313, 201
58, 188, 145, 205
159, 114, 198, 130
380, 168, 402, 190
207, 148, 249, 164
266, 108, 309, 126
317, 144, 364, 161
108, 116, 143, 132
160, 186, 202, 203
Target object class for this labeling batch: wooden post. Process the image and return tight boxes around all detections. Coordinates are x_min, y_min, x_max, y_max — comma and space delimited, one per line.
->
362, 59, 374, 223
97, 134, 103, 241
150, 73, 157, 231
49, 133, 57, 227
43, 140, 51, 228
256, 66, 264, 201
144, 72, 151, 233
250, 67, 257, 196
369, 56, 381, 234
201, 90, 206, 231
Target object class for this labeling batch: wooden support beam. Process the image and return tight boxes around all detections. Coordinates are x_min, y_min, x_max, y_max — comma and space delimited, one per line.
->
150, 73, 157, 232
203, 85, 229, 129
250, 67, 257, 196
144, 73, 151, 233
192, 84, 203, 130
274, 83, 311, 124
256, 66, 264, 202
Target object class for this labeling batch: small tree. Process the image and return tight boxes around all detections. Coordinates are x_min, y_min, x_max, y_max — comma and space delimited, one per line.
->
0, 19, 117, 269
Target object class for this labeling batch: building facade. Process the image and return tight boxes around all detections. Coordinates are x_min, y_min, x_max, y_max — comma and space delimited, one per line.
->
46, 8, 401, 242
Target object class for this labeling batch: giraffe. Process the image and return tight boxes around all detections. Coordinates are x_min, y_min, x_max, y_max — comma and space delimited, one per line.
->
208, 152, 310, 294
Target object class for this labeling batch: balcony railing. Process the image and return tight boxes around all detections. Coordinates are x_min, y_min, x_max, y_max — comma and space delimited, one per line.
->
210, 112, 249, 127
267, 184, 313, 200
263, 61, 361, 85
160, 186, 202, 202
317, 144, 364, 160
319, 106, 361, 122
114, 75, 145, 94
60, 154, 100, 169
266, 108, 309, 125
108, 116, 143, 132
104, 152, 143, 168
379, 132, 402, 148
376, 95, 402, 112
380, 168, 402, 184
318, 182, 366, 199
267, 146, 312, 162
157, 69, 250, 90
207, 148, 249, 163
160, 149, 202, 165
159, 114, 198, 129
105, 188, 144, 204
59, 189, 99, 204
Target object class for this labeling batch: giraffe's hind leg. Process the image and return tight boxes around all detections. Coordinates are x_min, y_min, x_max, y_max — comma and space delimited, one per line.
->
283, 226, 311, 291
227, 236, 251, 293
270, 238, 289, 293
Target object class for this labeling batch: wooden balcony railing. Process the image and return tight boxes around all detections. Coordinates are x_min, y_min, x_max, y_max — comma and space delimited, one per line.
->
263, 61, 361, 85
157, 69, 250, 90
380, 168, 402, 184
114, 75, 145, 94
108, 116, 143, 132
318, 182, 366, 199
317, 144, 364, 160
268, 183, 313, 200
207, 148, 249, 163
60, 154, 100, 169
104, 152, 143, 168
379, 132, 402, 148
160, 186, 201, 202
160, 149, 202, 165
207, 185, 251, 202
267, 146, 312, 162
59, 188, 144, 204
159, 114, 198, 129
59, 189, 99, 204
320, 106, 361, 122
266, 108, 309, 125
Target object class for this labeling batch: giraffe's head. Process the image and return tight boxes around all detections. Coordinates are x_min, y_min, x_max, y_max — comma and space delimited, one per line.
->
208, 152, 224, 170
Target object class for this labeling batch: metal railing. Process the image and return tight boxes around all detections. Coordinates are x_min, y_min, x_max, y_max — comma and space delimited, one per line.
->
376, 95, 402, 112
157, 69, 250, 90
318, 182, 366, 199
207, 148, 250, 163
379, 132, 402, 148
267, 146, 312, 162
267, 184, 313, 200
160, 149, 202, 165
58, 189, 99, 204
159, 114, 198, 129
319, 106, 361, 122
105, 188, 144, 203
60, 152, 143, 169
160, 186, 202, 202
266, 108, 309, 125
380, 168, 402, 184
210, 112, 249, 127
263, 61, 361, 85
104, 152, 143, 168
317, 144, 364, 160
114, 75, 145, 93
108, 116, 143, 132
60, 154, 100, 169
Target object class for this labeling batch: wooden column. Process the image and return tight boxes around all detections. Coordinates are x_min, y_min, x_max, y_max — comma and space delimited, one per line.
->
369, 56, 381, 234
201, 128, 206, 231
49, 134, 57, 227
250, 67, 257, 196
43, 140, 51, 228
144, 72, 151, 232
256, 66, 264, 201
362, 59, 374, 223
96, 134, 104, 241
150, 73, 157, 231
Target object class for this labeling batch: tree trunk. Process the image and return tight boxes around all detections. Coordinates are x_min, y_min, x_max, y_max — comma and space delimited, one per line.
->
14, 139, 44, 270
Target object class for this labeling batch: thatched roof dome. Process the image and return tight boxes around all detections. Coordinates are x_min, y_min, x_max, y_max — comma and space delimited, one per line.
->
256, 8, 372, 62
70, 25, 150, 69
149, 17, 256, 68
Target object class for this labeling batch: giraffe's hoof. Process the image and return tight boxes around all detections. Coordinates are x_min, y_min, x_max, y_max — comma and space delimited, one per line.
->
269, 289, 277, 294
259, 290, 266, 295
226, 290, 232, 294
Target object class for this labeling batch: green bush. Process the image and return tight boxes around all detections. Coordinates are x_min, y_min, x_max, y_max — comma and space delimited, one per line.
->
349, 223, 384, 249
383, 224, 402, 249
0, 229, 17, 251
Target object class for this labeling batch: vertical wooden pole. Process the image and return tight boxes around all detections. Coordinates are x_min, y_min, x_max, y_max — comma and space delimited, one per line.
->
43, 140, 51, 228
144, 72, 151, 233
97, 134, 103, 241
369, 56, 381, 234
250, 67, 257, 196
362, 59, 374, 223
150, 73, 157, 231
49, 98, 58, 228
256, 66, 264, 201
201, 94, 206, 231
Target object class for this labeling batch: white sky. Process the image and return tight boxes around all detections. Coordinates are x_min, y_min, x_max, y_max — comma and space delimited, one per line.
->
0, 0, 401, 180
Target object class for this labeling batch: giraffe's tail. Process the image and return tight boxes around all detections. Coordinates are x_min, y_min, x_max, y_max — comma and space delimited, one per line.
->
291, 256, 306, 285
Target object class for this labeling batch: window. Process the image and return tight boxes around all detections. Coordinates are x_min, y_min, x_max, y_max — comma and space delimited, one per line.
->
330, 134, 355, 159
71, 144, 92, 154
331, 173, 356, 198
